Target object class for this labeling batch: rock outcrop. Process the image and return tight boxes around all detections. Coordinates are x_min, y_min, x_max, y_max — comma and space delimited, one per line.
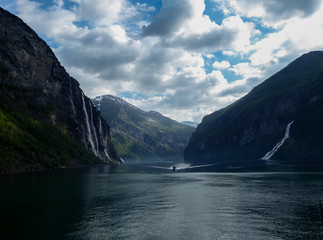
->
0, 8, 121, 172
185, 51, 323, 163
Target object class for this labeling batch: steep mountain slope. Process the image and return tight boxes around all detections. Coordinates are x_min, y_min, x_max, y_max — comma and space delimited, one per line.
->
92, 95, 195, 162
185, 51, 323, 163
0, 8, 121, 173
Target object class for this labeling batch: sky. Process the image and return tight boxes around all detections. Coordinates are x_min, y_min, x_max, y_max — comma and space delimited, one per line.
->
1, 0, 323, 122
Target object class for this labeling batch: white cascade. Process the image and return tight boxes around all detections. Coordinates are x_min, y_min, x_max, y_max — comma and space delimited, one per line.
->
81, 92, 98, 156
70, 97, 76, 117
99, 117, 111, 162
88, 99, 99, 154
69, 83, 76, 117
261, 120, 294, 160
99, 117, 102, 136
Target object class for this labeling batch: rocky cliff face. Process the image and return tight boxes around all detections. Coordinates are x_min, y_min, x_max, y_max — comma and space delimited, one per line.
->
92, 95, 195, 162
185, 51, 323, 163
0, 8, 121, 172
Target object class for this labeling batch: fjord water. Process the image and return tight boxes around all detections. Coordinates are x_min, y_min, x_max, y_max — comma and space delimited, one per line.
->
1, 163, 323, 240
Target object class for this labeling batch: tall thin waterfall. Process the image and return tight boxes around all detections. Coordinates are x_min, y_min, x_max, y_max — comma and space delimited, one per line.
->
69, 82, 76, 117
81, 91, 98, 156
88, 98, 99, 153
261, 120, 294, 160
99, 117, 102, 136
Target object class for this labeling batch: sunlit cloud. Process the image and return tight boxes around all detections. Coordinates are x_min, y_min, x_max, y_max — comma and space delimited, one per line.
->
3, 0, 323, 122
213, 60, 230, 69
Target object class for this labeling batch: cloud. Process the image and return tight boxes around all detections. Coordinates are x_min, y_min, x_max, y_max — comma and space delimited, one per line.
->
166, 15, 256, 53
214, 0, 322, 27
71, 0, 126, 26
7, 0, 257, 122
67, 67, 118, 97
222, 50, 237, 57
15, 0, 81, 39
213, 60, 230, 69
240, 4, 323, 82
7, 0, 323, 123
230, 62, 263, 79
55, 26, 141, 80
253, 0, 321, 20
143, 0, 256, 53
142, 0, 194, 37
169, 26, 236, 51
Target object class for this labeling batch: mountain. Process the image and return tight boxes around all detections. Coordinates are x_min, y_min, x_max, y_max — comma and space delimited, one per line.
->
185, 51, 323, 163
92, 95, 195, 162
181, 121, 199, 128
0, 8, 121, 173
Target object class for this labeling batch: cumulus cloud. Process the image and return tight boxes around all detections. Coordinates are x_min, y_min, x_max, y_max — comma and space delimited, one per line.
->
170, 26, 236, 51
213, 60, 230, 69
142, 0, 194, 37
238, 4, 323, 85
166, 15, 256, 54
55, 27, 141, 80
214, 0, 322, 27
6, 0, 323, 122
15, 0, 81, 39
143, 0, 256, 53
71, 0, 126, 26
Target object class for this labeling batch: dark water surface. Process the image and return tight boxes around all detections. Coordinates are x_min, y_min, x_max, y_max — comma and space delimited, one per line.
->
1, 162, 323, 239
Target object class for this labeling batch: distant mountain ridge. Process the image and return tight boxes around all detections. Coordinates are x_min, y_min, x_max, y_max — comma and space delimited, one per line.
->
0, 8, 121, 173
185, 51, 323, 163
92, 95, 195, 162
181, 121, 199, 128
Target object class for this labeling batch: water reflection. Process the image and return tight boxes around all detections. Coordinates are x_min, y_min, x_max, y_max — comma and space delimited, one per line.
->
67, 170, 323, 240
1, 165, 323, 240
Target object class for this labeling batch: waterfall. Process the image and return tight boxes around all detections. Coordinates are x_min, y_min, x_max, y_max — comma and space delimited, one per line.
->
69, 81, 76, 117
99, 117, 111, 162
70, 97, 76, 117
104, 149, 111, 161
88, 98, 99, 153
81, 91, 98, 156
261, 120, 294, 160
99, 117, 102, 136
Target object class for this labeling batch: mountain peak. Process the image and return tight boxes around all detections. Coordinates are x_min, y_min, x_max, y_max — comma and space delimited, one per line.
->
93, 95, 143, 112
92, 95, 195, 162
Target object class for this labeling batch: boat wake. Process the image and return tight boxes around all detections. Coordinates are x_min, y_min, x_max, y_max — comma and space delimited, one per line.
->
148, 163, 214, 171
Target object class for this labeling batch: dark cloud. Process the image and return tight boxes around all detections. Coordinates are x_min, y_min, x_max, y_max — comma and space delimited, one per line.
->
58, 47, 138, 80
142, 0, 194, 37
56, 30, 139, 80
167, 27, 237, 51
234, 0, 322, 22
124, 44, 189, 93
263, 0, 321, 19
